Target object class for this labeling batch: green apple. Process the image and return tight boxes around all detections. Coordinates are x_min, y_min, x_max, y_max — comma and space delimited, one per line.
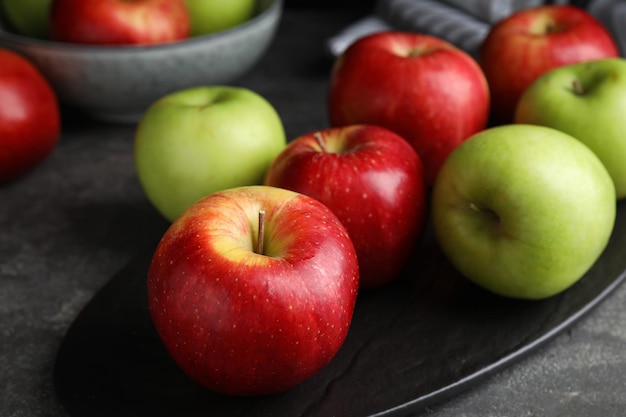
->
134, 86, 286, 222
515, 57, 626, 200
1, 0, 51, 38
432, 124, 616, 300
183, 0, 256, 36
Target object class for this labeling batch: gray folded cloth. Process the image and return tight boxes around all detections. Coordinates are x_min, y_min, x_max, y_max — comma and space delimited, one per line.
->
436, 0, 545, 23
376, 0, 490, 57
327, 16, 392, 57
589, 0, 626, 55
327, 0, 626, 58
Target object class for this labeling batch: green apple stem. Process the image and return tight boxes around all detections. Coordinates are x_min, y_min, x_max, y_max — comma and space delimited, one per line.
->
257, 209, 266, 255
572, 79, 586, 95
469, 202, 500, 222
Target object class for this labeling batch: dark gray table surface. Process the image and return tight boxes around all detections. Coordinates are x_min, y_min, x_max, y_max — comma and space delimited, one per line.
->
2, 6, 626, 417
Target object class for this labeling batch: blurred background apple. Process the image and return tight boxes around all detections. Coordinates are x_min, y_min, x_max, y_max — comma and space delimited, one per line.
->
1, 0, 51, 38
185, 0, 256, 36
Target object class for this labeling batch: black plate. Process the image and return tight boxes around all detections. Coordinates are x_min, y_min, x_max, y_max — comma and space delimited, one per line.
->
54, 201, 626, 417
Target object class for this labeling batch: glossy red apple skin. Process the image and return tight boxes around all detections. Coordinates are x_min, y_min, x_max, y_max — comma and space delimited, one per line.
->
264, 125, 427, 289
0, 49, 60, 183
328, 31, 490, 185
148, 185, 359, 396
49, 0, 189, 45
480, 5, 619, 123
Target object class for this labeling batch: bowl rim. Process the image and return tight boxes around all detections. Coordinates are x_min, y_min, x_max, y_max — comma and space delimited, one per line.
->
0, 0, 282, 54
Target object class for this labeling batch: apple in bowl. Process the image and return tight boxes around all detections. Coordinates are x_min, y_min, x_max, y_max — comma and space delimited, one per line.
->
49, 0, 190, 45
184, 0, 256, 36
431, 124, 616, 300
1, 0, 52, 39
148, 185, 359, 395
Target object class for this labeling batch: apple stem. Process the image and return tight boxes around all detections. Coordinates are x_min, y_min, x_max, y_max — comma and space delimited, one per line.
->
572, 79, 586, 95
313, 132, 327, 152
257, 209, 266, 255
469, 202, 500, 222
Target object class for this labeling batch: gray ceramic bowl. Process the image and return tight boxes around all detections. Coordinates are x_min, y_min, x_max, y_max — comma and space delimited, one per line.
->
0, 0, 282, 123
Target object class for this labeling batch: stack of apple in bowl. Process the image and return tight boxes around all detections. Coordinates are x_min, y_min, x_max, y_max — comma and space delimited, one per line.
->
0, 0, 282, 123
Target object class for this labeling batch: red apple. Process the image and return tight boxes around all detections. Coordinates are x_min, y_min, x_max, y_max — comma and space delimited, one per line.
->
328, 31, 490, 185
264, 125, 427, 289
0, 49, 60, 183
148, 185, 359, 396
480, 4, 619, 123
49, 0, 189, 45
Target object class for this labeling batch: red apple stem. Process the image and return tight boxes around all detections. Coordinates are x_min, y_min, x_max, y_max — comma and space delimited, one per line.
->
313, 132, 327, 152
257, 209, 266, 255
